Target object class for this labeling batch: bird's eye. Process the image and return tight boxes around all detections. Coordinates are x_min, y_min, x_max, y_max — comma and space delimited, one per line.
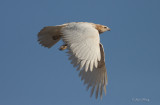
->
104, 26, 107, 28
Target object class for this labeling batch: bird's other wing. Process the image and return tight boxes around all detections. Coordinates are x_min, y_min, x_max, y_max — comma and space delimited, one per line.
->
61, 22, 101, 72
38, 25, 65, 48
79, 43, 107, 99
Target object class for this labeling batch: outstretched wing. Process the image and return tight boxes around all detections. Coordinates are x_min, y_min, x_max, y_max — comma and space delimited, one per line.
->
61, 22, 101, 72
79, 43, 107, 99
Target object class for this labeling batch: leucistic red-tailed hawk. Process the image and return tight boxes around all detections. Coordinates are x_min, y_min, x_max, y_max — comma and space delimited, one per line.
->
38, 22, 110, 99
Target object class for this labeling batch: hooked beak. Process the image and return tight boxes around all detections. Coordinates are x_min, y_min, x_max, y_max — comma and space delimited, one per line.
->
107, 27, 111, 31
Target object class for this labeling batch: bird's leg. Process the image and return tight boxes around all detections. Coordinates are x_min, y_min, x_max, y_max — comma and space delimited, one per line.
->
59, 44, 67, 51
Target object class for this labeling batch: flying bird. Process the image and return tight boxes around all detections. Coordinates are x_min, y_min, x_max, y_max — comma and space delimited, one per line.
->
37, 22, 110, 99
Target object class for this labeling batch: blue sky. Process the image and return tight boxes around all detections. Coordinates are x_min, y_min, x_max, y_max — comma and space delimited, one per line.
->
0, 0, 160, 105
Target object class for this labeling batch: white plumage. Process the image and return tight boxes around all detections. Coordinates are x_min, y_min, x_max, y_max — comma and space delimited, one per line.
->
61, 23, 101, 72
38, 22, 110, 99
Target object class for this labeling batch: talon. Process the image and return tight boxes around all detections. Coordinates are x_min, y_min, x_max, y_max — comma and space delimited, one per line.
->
59, 44, 67, 51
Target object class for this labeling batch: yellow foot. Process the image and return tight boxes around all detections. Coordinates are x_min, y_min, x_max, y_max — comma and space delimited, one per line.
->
59, 45, 67, 51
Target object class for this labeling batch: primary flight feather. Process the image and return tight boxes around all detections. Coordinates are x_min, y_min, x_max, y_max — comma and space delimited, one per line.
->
38, 22, 110, 99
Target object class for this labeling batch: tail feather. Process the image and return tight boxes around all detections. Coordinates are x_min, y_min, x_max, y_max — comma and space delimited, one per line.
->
38, 26, 63, 48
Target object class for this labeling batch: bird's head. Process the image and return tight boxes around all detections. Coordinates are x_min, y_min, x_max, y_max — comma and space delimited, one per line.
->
94, 24, 110, 34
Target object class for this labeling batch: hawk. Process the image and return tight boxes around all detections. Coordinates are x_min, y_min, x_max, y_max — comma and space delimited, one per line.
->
38, 22, 110, 99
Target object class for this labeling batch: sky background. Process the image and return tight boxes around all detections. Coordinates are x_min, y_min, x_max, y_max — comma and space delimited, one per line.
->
0, 0, 160, 105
